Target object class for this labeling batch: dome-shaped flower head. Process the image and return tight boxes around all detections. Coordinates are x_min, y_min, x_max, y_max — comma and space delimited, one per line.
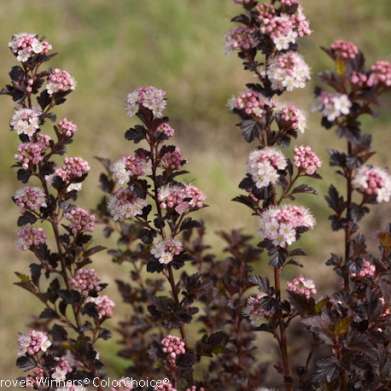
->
267, 52, 310, 91
64, 207, 96, 234
247, 147, 287, 189
9, 33, 52, 62
157, 122, 175, 137
54, 157, 90, 183
155, 381, 177, 391
229, 90, 274, 121
46, 68, 76, 95
330, 40, 359, 60
111, 154, 147, 186
225, 26, 258, 53
16, 225, 47, 251
107, 188, 147, 221
127, 86, 167, 118
161, 335, 186, 367
58, 118, 77, 138
15, 134, 51, 169
353, 165, 391, 203
259, 205, 315, 247
161, 146, 186, 170
52, 354, 74, 381
314, 92, 351, 122
281, 0, 299, 6
350, 259, 376, 280
159, 184, 206, 214
10, 108, 41, 138
368, 60, 391, 88
287, 276, 316, 299
245, 293, 274, 322
14, 186, 47, 212
86, 295, 115, 319
293, 145, 321, 175
18, 330, 51, 356
70, 268, 101, 296
276, 104, 307, 134
151, 239, 183, 265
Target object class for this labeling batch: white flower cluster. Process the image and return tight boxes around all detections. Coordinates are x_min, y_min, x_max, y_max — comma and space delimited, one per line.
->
151, 239, 183, 265
259, 205, 315, 247
127, 86, 167, 118
10, 108, 41, 137
107, 188, 147, 221
353, 165, 391, 203
314, 92, 352, 122
266, 52, 310, 91
9, 33, 52, 62
247, 147, 287, 189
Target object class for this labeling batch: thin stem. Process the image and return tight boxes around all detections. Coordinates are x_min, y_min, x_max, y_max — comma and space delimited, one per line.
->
274, 267, 293, 391
344, 141, 353, 290
149, 135, 187, 342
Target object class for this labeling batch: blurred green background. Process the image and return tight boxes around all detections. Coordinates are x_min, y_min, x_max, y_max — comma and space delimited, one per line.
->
1, 0, 391, 379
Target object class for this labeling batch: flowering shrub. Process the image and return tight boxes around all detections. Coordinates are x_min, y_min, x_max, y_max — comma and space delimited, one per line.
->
3, 2, 391, 391
2, 34, 112, 388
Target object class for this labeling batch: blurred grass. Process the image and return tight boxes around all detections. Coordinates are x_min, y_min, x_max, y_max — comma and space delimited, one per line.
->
0, 0, 391, 378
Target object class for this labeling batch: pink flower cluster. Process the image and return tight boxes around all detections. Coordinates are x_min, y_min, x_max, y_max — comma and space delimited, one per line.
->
17, 225, 47, 251
127, 86, 167, 118
58, 118, 78, 138
293, 145, 321, 175
15, 134, 51, 169
64, 207, 96, 234
351, 260, 376, 280
229, 90, 274, 120
152, 239, 183, 265
186, 387, 206, 391
161, 147, 185, 170
314, 92, 351, 122
225, 26, 258, 53
14, 186, 47, 212
368, 60, 391, 88
157, 122, 175, 137
55, 157, 90, 183
247, 147, 287, 189
52, 354, 74, 381
330, 40, 359, 60
87, 295, 115, 319
155, 382, 176, 391
353, 165, 391, 203
107, 188, 147, 221
281, 0, 299, 6
8, 33, 51, 62
111, 154, 147, 186
46, 68, 76, 95
276, 104, 307, 134
267, 52, 311, 91
70, 268, 101, 296
258, 5, 311, 51
161, 335, 186, 367
287, 276, 317, 299
259, 205, 315, 247
159, 185, 206, 214
245, 293, 273, 321
18, 330, 51, 356
10, 108, 41, 138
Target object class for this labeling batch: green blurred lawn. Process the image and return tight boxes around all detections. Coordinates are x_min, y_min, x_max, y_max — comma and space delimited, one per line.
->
0, 0, 391, 379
